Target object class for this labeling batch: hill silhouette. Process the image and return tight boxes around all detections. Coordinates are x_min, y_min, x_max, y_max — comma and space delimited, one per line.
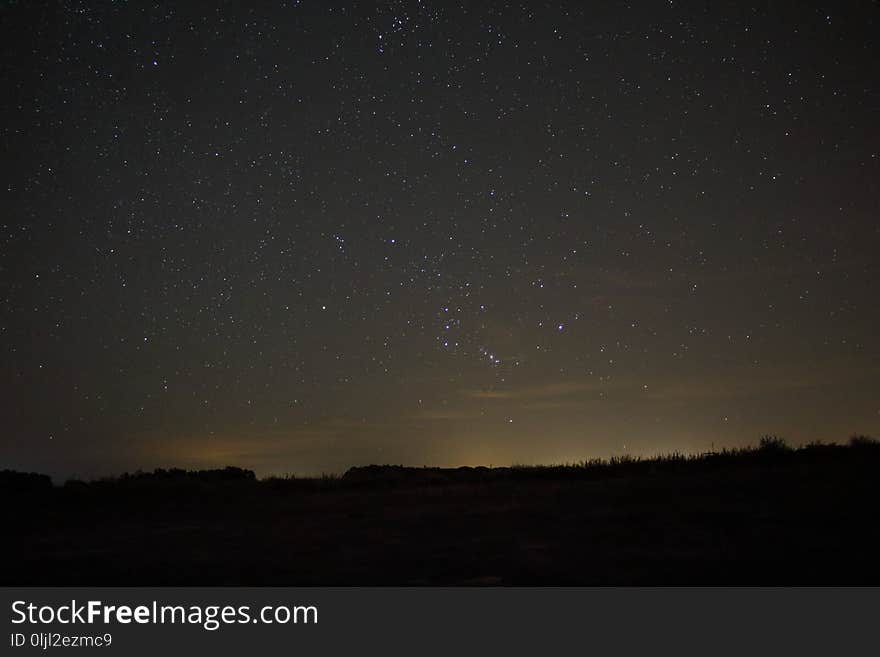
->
4, 436, 879, 584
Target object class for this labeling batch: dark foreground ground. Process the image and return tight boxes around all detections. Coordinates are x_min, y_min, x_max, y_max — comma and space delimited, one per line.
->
3, 438, 879, 585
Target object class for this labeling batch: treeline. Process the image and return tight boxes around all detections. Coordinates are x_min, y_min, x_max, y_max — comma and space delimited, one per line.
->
3, 435, 878, 493
0, 470, 52, 492
63, 466, 257, 488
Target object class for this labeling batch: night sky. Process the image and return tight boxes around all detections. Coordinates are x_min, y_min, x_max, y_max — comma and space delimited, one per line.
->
2, 1, 878, 480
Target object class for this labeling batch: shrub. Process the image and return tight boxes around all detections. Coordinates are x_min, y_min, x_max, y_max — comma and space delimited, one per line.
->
758, 435, 789, 452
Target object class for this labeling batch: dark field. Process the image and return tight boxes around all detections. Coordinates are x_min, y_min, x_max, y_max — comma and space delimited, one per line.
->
4, 438, 879, 585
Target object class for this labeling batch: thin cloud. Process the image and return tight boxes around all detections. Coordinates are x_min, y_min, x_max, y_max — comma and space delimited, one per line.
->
411, 409, 486, 421
461, 381, 600, 400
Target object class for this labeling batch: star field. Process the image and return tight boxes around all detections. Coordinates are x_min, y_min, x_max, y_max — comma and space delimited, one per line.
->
1, 1, 878, 479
